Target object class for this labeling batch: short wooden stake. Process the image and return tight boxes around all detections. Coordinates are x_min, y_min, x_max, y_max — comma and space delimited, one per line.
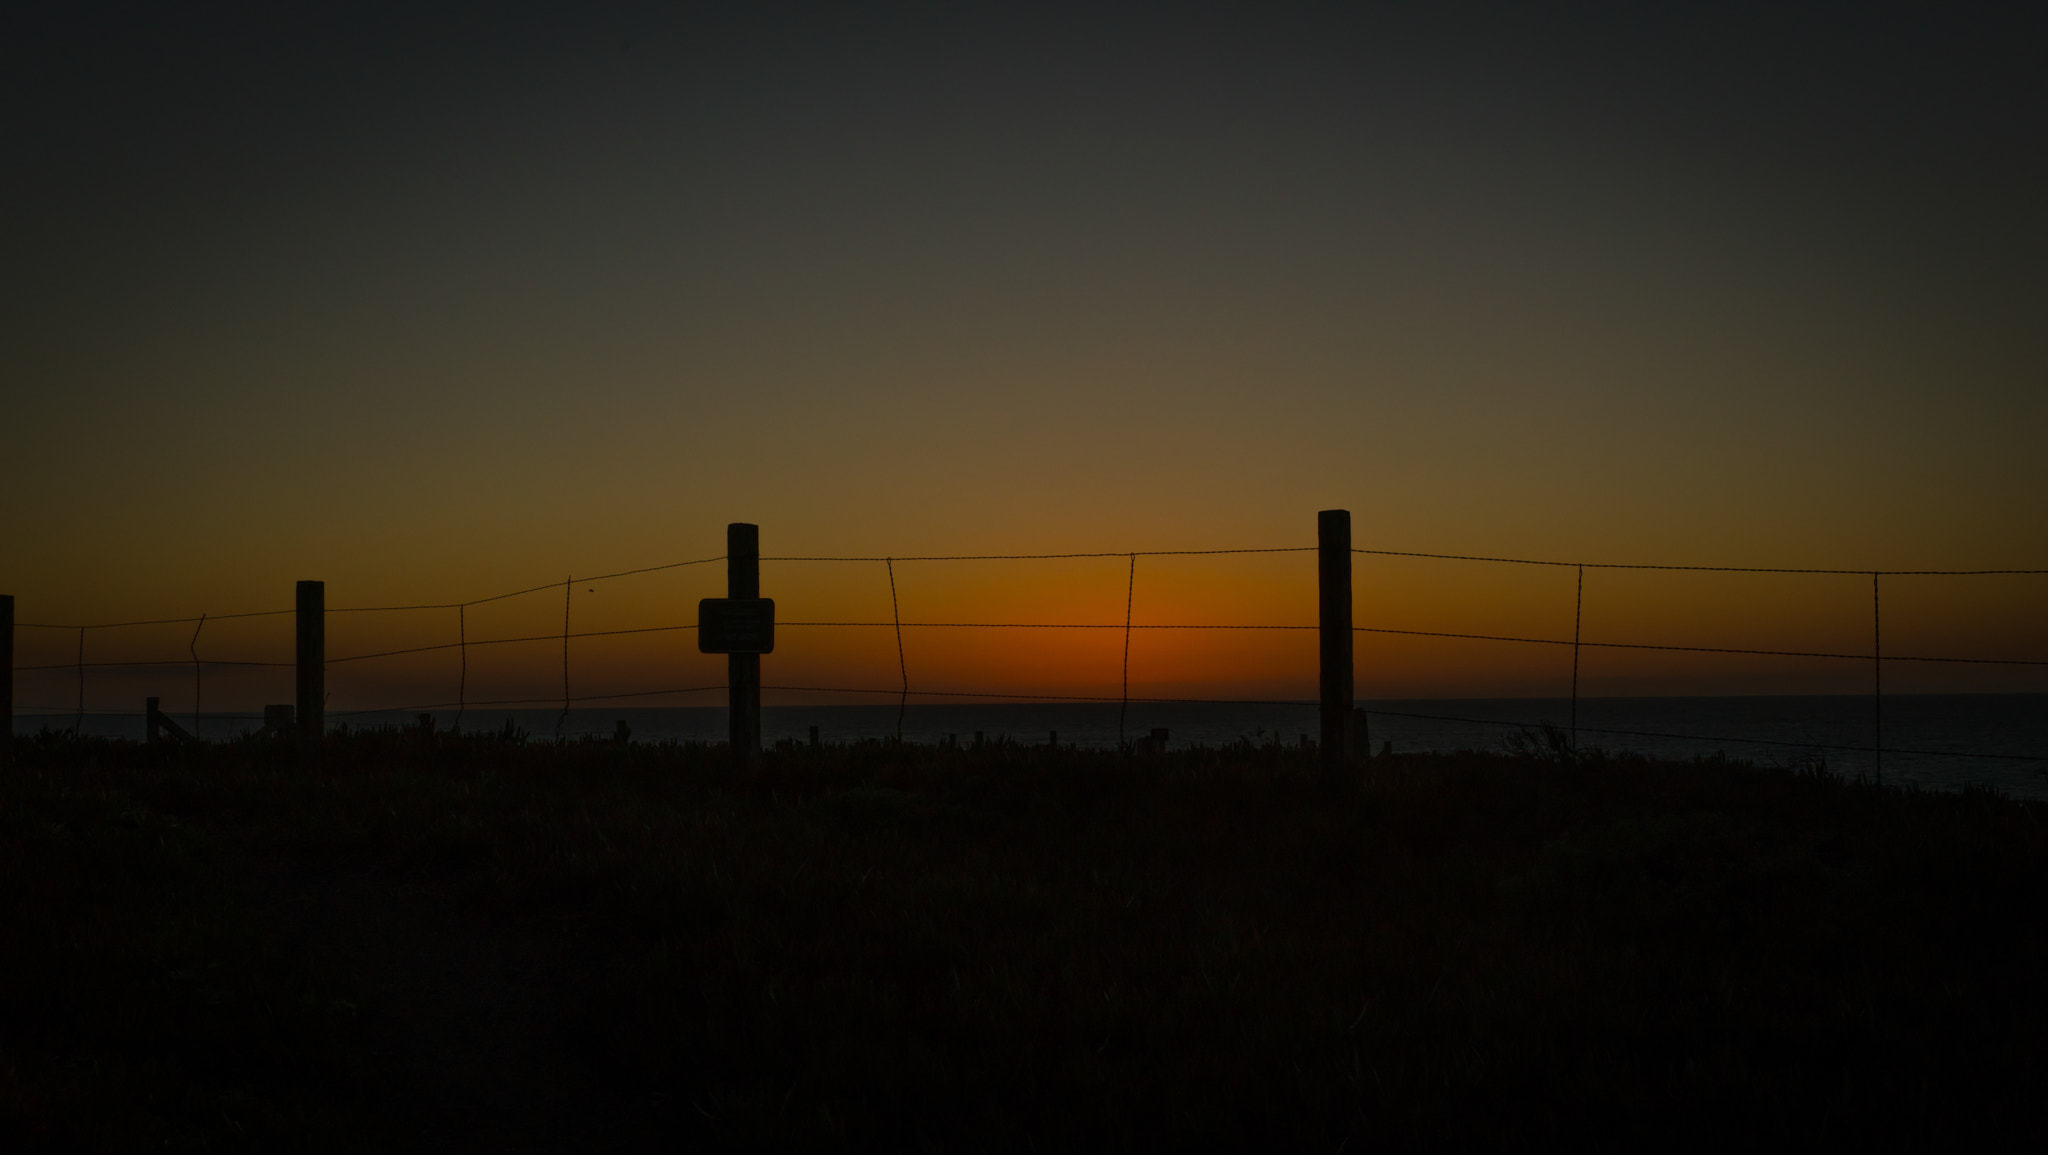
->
727, 524, 761, 766
146, 697, 194, 744
1319, 509, 1354, 784
264, 705, 294, 735
297, 581, 324, 744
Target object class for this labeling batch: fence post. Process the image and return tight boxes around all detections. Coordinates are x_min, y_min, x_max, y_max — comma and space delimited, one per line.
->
728, 523, 762, 766
297, 581, 324, 744
1, 594, 12, 767
1319, 509, 1353, 783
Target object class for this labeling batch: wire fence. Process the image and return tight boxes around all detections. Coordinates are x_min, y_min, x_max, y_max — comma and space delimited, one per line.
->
10, 541, 2047, 773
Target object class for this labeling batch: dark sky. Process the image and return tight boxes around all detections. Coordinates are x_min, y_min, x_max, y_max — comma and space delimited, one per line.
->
5, 2, 2044, 625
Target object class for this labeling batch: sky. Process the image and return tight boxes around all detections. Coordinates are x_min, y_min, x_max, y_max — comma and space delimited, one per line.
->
5, 1, 2045, 712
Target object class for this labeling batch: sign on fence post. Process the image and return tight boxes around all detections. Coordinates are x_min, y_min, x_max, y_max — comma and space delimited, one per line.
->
296, 581, 323, 744
699, 598, 775, 654
1319, 509, 1353, 783
723, 523, 764, 766
1, 594, 12, 767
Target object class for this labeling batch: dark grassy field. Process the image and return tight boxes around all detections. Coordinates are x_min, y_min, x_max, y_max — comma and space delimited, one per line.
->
4, 726, 2046, 1151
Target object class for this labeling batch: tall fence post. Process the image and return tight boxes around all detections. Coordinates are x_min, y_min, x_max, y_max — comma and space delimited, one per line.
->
296, 581, 324, 744
1319, 509, 1354, 783
1, 594, 12, 767
728, 523, 762, 766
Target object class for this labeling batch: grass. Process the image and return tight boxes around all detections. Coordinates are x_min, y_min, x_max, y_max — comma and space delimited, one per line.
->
3, 726, 2046, 1150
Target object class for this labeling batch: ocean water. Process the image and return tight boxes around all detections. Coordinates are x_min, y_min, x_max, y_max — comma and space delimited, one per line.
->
19, 694, 2046, 800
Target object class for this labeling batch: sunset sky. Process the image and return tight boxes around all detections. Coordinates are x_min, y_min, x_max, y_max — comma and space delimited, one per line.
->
5, 2, 2044, 712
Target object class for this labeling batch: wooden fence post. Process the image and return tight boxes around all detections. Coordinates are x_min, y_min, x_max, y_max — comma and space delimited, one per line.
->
1319, 509, 1354, 783
297, 581, 324, 744
728, 524, 762, 766
1, 594, 12, 767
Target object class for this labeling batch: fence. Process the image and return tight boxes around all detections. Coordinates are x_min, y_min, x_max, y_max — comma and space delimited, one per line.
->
5, 511, 2046, 780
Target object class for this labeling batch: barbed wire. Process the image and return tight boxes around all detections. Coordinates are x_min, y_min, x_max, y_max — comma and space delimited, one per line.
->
759, 683, 1311, 705
764, 548, 1317, 562
1355, 548, 2048, 576
886, 559, 907, 740
455, 604, 466, 730
1121, 555, 1136, 744
21, 543, 2044, 630
1571, 565, 1584, 749
328, 554, 730, 613
11, 659, 294, 672
1349, 626, 2048, 666
188, 614, 205, 730
780, 621, 1311, 629
327, 624, 697, 665
16, 708, 268, 719
14, 556, 731, 630
557, 575, 571, 738
16, 609, 295, 630
12, 538, 2042, 770
18, 621, 2046, 674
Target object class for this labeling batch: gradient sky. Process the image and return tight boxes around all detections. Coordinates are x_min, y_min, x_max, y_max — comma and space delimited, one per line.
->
5, 2, 2044, 710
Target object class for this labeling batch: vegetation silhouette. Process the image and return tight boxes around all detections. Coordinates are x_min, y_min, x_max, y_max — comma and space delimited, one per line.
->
3, 726, 2046, 1148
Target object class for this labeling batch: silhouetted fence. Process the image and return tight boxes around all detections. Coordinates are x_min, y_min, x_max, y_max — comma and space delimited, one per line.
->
6, 510, 2047, 779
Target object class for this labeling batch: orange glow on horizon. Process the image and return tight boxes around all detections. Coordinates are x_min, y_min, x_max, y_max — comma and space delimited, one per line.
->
12, 542, 2044, 719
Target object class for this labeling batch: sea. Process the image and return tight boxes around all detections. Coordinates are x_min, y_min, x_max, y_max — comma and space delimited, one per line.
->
19, 694, 2048, 801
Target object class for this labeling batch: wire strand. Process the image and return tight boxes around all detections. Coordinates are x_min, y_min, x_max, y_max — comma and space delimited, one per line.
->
324, 624, 696, 665
455, 604, 466, 731
557, 576, 571, 739
17, 544, 2040, 629
773, 621, 1314, 629
764, 547, 1317, 562
189, 613, 206, 736
760, 683, 1310, 705
19, 609, 293, 630
1350, 626, 2048, 666
326, 554, 729, 614
1355, 548, 2048, 576
886, 559, 907, 741
13, 659, 295, 671
16, 539, 2044, 764
16, 622, 2041, 672
1571, 565, 1582, 754
1120, 554, 1135, 747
